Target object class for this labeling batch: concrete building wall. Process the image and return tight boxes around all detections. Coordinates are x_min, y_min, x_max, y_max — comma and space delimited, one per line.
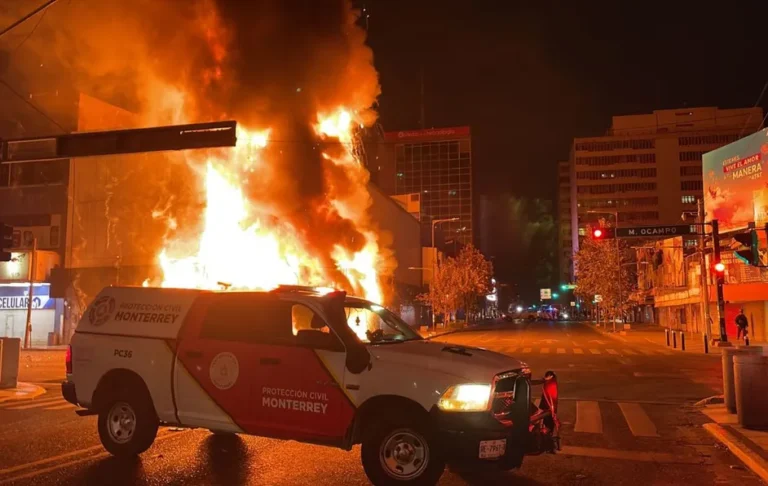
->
571, 107, 763, 246
557, 161, 572, 284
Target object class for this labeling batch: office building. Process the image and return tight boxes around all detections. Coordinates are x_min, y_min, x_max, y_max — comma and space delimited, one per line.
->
570, 106, 763, 253
556, 161, 573, 284
381, 127, 473, 245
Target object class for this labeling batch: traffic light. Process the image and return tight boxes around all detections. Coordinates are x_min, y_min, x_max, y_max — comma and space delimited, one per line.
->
590, 227, 615, 240
714, 261, 726, 273
733, 229, 759, 266
0, 223, 12, 262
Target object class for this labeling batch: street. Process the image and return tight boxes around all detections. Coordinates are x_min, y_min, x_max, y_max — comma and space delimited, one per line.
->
0, 321, 760, 486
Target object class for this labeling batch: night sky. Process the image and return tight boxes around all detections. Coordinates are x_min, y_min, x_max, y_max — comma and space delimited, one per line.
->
365, 0, 768, 295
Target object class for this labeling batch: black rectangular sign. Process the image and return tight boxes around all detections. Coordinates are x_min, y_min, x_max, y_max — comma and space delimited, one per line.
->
615, 224, 699, 238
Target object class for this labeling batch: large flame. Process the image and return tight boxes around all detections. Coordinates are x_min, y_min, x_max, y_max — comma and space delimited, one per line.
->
152, 111, 384, 310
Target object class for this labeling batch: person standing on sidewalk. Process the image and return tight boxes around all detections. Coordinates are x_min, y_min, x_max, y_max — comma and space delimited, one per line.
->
735, 309, 749, 342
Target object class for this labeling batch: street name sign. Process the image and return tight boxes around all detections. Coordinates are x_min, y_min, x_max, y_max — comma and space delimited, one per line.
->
615, 224, 698, 238
540, 288, 551, 300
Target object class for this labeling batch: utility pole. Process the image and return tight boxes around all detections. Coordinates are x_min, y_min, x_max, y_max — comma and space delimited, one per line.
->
712, 219, 728, 342
697, 198, 711, 339
23, 237, 37, 349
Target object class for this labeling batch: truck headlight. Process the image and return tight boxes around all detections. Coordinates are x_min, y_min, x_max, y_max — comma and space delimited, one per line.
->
437, 384, 492, 412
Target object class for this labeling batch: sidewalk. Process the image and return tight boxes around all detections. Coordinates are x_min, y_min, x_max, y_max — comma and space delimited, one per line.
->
592, 321, 767, 356
0, 382, 45, 403
701, 403, 768, 483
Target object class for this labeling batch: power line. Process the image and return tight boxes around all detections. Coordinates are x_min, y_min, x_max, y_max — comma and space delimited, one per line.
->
0, 77, 66, 132
0, 0, 58, 39
739, 80, 768, 137
11, 7, 49, 54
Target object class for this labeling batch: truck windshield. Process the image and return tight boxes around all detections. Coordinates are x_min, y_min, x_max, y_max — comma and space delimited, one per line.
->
345, 302, 422, 344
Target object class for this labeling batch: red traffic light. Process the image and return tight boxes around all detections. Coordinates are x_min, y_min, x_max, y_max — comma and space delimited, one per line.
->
714, 262, 725, 273
593, 229, 603, 239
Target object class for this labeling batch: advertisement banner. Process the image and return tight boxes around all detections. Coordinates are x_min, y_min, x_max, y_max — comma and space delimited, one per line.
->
703, 128, 768, 233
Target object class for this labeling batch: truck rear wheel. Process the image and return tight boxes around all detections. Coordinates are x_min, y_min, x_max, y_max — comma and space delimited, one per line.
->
97, 388, 158, 456
361, 419, 445, 486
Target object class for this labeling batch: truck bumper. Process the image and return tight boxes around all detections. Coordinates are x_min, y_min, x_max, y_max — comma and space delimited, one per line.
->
61, 381, 78, 406
430, 408, 528, 470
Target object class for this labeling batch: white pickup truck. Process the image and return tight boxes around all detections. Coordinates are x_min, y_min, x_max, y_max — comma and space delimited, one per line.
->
62, 285, 535, 485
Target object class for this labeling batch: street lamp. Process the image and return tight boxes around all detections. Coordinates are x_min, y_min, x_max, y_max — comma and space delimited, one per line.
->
587, 210, 622, 332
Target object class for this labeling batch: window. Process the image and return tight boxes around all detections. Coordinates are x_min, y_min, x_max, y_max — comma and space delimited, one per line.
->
576, 182, 656, 194
576, 168, 656, 180
201, 294, 294, 345
7, 160, 68, 187
574, 139, 655, 151
680, 166, 702, 176
678, 134, 740, 146
578, 197, 658, 209
679, 151, 705, 162
681, 195, 697, 204
345, 303, 421, 344
574, 153, 656, 166
680, 180, 703, 191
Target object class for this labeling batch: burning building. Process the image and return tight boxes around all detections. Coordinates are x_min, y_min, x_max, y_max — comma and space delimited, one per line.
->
1, 1, 422, 339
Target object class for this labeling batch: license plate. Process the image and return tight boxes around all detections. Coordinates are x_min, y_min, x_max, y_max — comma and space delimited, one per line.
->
478, 439, 506, 459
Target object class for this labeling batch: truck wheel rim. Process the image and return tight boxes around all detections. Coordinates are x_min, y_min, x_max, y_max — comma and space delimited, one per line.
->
379, 428, 429, 480
107, 402, 136, 444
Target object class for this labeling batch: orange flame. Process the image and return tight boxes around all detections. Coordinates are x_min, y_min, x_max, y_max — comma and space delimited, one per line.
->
153, 114, 384, 307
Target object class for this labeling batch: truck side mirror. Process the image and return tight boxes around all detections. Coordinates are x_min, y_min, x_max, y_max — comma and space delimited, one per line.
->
346, 346, 371, 374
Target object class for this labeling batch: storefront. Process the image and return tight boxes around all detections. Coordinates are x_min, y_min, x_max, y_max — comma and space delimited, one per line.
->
0, 250, 63, 346
0, 283, 64, 346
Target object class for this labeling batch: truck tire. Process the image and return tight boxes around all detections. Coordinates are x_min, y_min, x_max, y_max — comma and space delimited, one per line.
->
361, 419, 445, 486
97, 387, 158, 456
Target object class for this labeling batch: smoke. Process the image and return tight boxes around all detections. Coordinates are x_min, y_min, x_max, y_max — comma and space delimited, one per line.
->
8, 0, 387, 296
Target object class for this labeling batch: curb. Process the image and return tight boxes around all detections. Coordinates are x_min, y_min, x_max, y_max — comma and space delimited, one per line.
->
703, 422, 768, 483
0, 382, 46, 403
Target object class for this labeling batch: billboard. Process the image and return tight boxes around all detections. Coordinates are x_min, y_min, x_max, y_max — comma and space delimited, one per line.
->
703, 128, 768, 233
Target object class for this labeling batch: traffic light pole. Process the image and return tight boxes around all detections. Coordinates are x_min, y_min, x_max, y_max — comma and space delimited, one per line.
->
23, 237, 37, 349
712, 219, 728, 343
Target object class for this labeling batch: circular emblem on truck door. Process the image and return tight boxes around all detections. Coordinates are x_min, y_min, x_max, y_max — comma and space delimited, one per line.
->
89, 296, 116, 327
209, 352, 239, 390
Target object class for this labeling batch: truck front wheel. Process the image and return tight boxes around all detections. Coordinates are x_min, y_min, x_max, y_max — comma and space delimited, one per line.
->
361, 420, 445, 486
97, 388, 158, 456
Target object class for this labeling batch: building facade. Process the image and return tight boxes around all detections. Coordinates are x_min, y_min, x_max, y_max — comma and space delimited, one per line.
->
570, 107, 763, 254
381, 127, 473, 246
557, 161, 572, 284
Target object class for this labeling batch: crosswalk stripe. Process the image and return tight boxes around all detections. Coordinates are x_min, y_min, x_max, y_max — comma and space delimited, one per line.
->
637, 349, 656, 355
618, 402, 659, 437
606, 349, 619, 355
622, 349, 638, 355
572, 341, 580, 347
573, 348, 584, 354
522, 347, 532, 353
575, 401, 603, 434
540, 348, 550, 354
44, 403, 76, 411
557, 348, 566, 354
505, 347, 518, 354
1, 396, 64, 409
6, 398, 67, 411
589, 349, 601, 355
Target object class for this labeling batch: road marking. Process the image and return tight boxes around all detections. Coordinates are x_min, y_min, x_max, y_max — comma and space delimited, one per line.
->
618, 402, 659, 437
0, 430, 182, 484
575, 401, 602, 434
589, 340, 607, 345
573, 348, 584, 354
606, 349, 619, 355
522, 347, 532, 353
637, 349, 656, 355
0, 395, 63, 407
572, 341, 580, 346
4, 397, 68, 410
559, 446, 701, 464
557, 348, 566, 354
504, 347, 518, 354
44, 403, 76, 411
622, 349, 638, 355
589, 349, 601, 355
540, 348, 550, 354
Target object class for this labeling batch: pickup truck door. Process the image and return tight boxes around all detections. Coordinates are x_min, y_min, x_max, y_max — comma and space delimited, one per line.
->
174, 294, 355, 443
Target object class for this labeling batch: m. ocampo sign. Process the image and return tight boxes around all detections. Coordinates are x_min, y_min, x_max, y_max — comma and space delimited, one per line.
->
615, 224, 698, 238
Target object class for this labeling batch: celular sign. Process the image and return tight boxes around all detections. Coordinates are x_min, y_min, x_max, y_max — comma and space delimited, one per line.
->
0, 295, 50, 310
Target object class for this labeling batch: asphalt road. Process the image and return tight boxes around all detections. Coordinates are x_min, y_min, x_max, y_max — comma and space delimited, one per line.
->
0, 321, 761, 485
